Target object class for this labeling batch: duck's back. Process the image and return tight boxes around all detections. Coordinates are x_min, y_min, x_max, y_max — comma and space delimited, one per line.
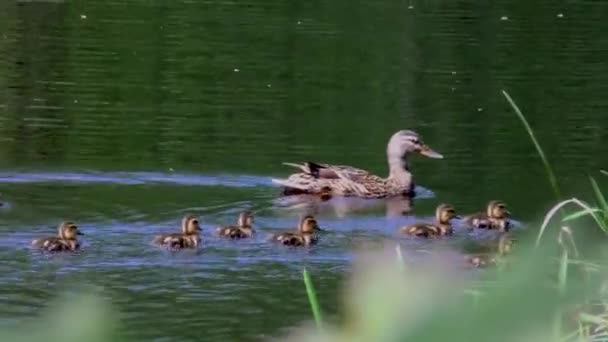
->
217, 226, 253, 239
154, 233, 200, 249
464, 213, 491, 229
32, 237, 77, 251
401, 223, 449, 237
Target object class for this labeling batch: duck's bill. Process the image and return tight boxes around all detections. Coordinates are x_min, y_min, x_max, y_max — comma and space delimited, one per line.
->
418, 145, 443, 159
77, 231, 84, 235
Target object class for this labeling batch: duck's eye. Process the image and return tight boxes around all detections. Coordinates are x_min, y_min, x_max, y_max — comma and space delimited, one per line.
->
192, 220, 199, 224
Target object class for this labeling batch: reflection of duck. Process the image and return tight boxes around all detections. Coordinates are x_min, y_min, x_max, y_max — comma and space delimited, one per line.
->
400, 204, 459, 238
466, 233, 515, 268
32, 222, 84, 251
464, 201, 511, 232
217, 211, 255, 239
272, 130, 442, 198
273, 194, 413, 218
152, 215, 202, 249
271, 215, 322, 247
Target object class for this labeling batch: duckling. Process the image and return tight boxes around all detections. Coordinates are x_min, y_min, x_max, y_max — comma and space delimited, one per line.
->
271, 215, 322, 246
466, 233, 515, 268
31, 221, 83, 251
400, 204, 459, 238
464, 200, 511, 232
152, 215, 202, 249
217, 211, 255, 239
319, 186, 332, 201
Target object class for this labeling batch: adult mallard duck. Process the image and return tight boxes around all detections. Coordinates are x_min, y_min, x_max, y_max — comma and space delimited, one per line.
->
466, 233, 515, 268
152, 215, 202, 249
400, 204, 459, 238
271, 215, 322, 246
464, 200, 511, 232
31, 221, 84, 252
217, 211, 255, 239
271, 130, 443, 199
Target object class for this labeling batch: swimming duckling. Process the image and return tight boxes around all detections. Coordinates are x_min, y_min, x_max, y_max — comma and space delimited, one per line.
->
152, 215, 202, 249
400, 204, 459, 238
319, 186, 332, 201
217, 211, 255, 239
271, 215, 322, 246
466, 233, 515, 268
464, 200, 511, 232
31, 221, 84, 251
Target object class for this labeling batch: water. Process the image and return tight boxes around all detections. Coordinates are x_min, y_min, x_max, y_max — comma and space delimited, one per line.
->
1, 0, 608, 340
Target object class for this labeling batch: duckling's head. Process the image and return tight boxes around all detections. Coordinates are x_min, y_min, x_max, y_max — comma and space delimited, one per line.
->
238, 211, 254, 228
387, 130, 443, 161
436, 204, 460, 224
319, 186, 332, 201
498, 233, 515, 255
182, 215, 202, 234
487, 201, 510, 219
299, 215, 321, 234
58, 222, 83, 240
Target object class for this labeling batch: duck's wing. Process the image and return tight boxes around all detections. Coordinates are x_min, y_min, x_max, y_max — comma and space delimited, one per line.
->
280, 162, 370, 179
152, 233, 182, 247
464, 213, 491, 229
272, 161, 382, 197
32, 237, 66, 251
401, 223, 439, 237
217, 226, 237, 237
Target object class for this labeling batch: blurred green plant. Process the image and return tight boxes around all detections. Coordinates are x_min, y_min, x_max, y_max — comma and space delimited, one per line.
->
0, 291, 119, 342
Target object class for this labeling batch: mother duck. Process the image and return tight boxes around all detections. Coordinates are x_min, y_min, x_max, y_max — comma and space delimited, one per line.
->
272, 130, 443, 198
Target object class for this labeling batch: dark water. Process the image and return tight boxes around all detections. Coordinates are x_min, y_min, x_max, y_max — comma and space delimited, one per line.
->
1, 0, 607, 340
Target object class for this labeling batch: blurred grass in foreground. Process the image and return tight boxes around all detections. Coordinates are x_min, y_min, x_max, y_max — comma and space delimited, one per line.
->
0, 291, 119, 342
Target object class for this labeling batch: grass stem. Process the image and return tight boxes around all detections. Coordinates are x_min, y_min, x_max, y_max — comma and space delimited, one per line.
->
303, 268, 323, 329
502, 90, 562, 201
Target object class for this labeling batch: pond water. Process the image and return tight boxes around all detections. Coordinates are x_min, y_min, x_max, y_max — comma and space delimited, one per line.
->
1, 0, 607, 340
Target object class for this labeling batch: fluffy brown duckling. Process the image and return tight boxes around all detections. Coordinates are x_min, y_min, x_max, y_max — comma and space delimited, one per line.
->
466, 233, 515, 268
271, 215, 322, 246
464, 200, 511, 232
400, 204, 459, 238
217, 211, 255, 239
152, 215, 202, 249
31, 221, 84, 252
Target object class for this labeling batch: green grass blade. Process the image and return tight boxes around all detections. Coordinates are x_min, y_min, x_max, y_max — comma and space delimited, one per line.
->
502, 90, 561, 201
601, 170, 608, 176
562, 208, 601, 222
538, 198, 608, 246
590, 176, 608, 222
303, 268, 323, 329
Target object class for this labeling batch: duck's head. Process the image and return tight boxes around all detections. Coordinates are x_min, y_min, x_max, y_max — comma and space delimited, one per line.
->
487, 200, 510, 219
498, 233, 515, 255
387, 130, 443, 161
238, 211, 254, 228
299, 215, 321, 234
58, 222, 83, 240
436, 204, 460, 224
181, 215, 202, 234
